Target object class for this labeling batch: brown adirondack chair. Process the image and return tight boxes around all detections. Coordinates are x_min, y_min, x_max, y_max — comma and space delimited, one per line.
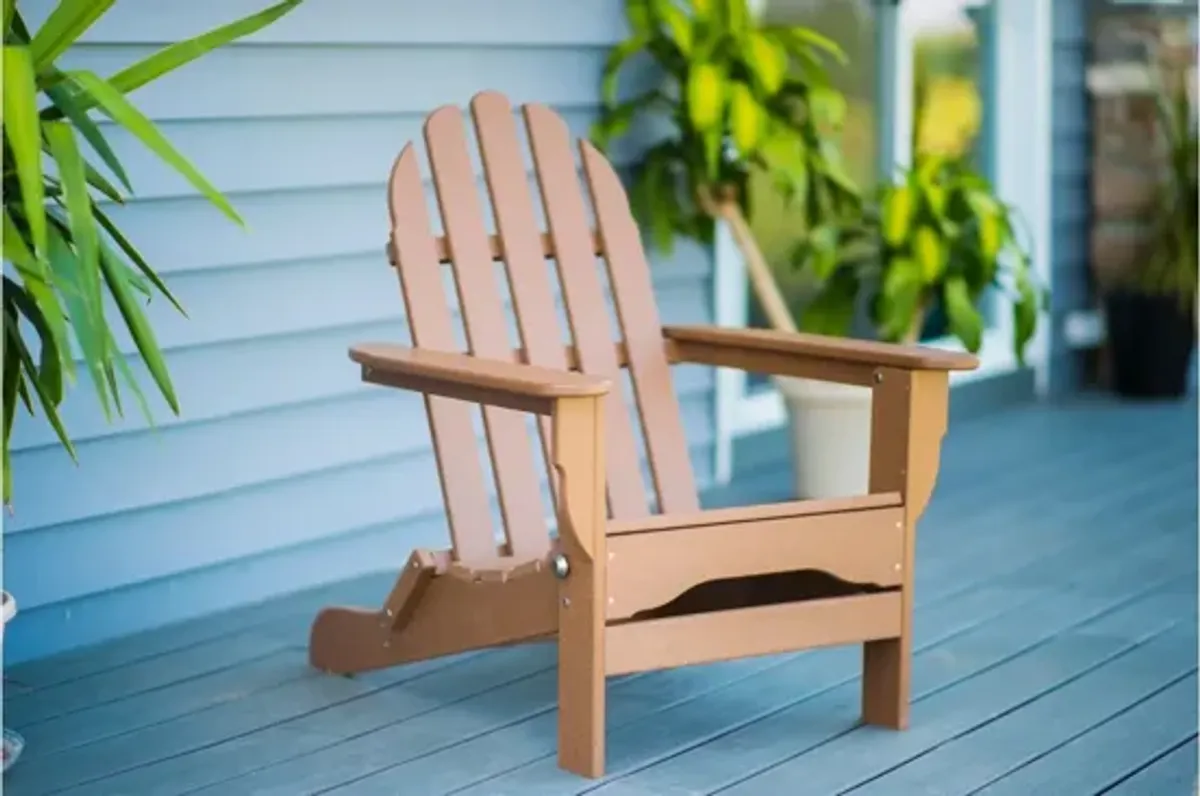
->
309, 90, 977, 778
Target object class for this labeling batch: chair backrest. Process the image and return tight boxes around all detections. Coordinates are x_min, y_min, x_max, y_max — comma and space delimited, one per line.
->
386, 91, 699, 563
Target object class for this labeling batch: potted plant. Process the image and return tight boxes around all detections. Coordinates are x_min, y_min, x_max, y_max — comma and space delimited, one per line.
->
1, 0, 303, 767
1103, 62, 1197, 399
783, 152, 1042, 498
2, 0, 304, 502
593, 0, 1041, 499
591, 0, 862, 338
1, 591, 19, 773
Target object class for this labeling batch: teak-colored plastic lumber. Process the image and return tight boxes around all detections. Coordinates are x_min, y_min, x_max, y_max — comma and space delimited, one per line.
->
308, 89, 978, 780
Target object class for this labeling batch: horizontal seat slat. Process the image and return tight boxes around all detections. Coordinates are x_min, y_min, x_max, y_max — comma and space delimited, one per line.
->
607, 491, 903, 536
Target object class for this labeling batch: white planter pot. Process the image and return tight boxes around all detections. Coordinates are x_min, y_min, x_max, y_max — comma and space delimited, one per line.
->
775, 375, 873, 500
0, 592, 13, 642
1, 591, 22, 775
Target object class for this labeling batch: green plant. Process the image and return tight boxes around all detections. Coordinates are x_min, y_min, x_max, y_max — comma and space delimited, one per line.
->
1136, 66, 1197, 314
796, 152, 1043, 359
1, 0, 304, 504
591, 0, 862, 333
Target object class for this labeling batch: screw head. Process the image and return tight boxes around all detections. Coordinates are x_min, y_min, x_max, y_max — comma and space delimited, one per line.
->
551, 554, 570, 580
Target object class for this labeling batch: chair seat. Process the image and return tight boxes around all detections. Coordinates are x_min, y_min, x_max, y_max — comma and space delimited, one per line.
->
606, 491, 903, 536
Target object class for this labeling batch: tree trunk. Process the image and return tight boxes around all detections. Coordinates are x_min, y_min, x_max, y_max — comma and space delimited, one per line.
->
712, 198, 798, 334
902, 308, 927, 346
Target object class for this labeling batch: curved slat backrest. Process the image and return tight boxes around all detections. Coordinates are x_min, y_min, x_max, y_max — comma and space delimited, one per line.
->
577, 133, 698, 516
385, 91, 698, 563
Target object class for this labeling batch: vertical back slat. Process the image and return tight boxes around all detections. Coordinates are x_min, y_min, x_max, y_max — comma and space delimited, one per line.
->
470, 92, 565, 506
386, 145, 497, 562
524, 104, 650, 519
424, 105, 548, 561
580, 142, 699, 513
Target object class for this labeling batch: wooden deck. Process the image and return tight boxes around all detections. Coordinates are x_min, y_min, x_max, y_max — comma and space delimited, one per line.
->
4, 395, 1196, 795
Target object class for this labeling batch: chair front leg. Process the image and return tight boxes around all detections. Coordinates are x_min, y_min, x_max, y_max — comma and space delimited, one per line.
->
552, 395, 608, 778
861, 367, 949, 729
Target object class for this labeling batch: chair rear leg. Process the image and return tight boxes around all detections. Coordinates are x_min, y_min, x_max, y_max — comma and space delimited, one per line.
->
310, 549, 558, 675
310, 549, 437, 675
861, 622, 911, 728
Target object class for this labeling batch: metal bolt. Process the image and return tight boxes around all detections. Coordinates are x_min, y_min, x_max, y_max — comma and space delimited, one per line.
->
552, 553, 570, 580
874, 370, 884, 384
561, 597, 571, 607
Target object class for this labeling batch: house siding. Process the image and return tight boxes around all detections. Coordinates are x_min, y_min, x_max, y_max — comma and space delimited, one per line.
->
1047, 0, 1093, 395
6, 0, 717, 664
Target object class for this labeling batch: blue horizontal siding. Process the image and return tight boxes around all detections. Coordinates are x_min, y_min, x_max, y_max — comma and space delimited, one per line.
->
6, 399, 717, 663
38, 0, 629, 46
9, 259, 712, 451
57, 46, 615, 122
90, 110, 657, 202
6, 1, 717, 664
1048, 0, 1092, 394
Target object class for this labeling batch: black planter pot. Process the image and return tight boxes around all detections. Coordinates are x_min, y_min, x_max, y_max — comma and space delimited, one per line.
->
1105, 291, 1196, 399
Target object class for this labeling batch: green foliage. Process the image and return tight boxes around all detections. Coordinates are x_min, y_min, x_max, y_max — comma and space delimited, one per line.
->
795, 153, 1043, 361
592, 0, 862, 254
1135, 70, 1198, 314
1, 0, 304, 504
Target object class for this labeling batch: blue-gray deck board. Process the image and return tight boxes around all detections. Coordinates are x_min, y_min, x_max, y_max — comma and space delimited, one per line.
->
4, 396, 1196, 795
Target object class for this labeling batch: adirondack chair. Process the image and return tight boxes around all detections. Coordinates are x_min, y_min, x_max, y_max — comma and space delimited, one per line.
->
309, 90, 977, 778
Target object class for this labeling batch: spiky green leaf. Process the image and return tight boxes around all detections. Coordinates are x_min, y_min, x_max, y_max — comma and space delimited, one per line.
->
43, 79, 133, 192
98, 243, 180, 414
4, 46, 48, 258
28, 0, 114, 69
108, 0, 302, 95
68, 70, 243, 225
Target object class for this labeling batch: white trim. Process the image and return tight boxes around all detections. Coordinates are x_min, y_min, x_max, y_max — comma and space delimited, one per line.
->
712, 219, 749, 483
712, 0, 770, 483
890, 1, 916, 173
992, 0, 1055, 396
712, 0, 1057, 482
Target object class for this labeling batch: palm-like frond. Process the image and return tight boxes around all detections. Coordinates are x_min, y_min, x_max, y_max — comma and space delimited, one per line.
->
1, 0, 305, 504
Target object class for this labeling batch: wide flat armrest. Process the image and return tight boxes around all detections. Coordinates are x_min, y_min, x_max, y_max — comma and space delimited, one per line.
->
664, 325, 977, 380
351, 343, 611, 415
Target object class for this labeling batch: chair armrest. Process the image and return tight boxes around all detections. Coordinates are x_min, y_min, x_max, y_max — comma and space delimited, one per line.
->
664, 325, 978, 385
350, 343, 611, 415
